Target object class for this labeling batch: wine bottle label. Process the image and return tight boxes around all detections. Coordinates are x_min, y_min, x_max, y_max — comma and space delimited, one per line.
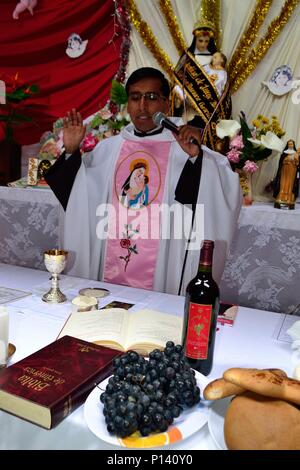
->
185, 303, 212, 360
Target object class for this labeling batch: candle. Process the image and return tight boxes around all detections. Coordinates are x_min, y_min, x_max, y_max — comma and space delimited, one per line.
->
0, 307, 9, 366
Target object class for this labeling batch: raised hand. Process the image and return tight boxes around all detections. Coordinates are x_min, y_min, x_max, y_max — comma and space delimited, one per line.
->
63, 108, 86, 154
173, 125, 202, 157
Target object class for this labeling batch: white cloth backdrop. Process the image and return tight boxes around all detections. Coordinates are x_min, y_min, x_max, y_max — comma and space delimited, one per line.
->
128, 0, 300, 200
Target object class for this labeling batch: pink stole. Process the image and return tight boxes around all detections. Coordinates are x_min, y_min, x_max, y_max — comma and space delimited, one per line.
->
103, 139, 171, 289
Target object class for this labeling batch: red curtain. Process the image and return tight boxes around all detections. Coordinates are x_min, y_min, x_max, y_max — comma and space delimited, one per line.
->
0, 0, 122, 144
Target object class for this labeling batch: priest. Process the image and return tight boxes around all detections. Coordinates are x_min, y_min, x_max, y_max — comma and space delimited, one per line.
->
46, 67, 241, 295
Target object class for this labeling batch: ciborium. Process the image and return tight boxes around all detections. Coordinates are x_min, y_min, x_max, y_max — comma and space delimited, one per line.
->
42, 250, 68, 303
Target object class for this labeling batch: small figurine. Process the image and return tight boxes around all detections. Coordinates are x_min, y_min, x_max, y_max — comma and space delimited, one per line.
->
13, 0, 37, 20
66, 33, 88, 59
273, 139, 300, 209
203, 52, 228, 97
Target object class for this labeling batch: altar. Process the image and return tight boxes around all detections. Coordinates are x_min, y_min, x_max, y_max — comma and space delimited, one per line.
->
220, 202, 300, 314
0, 185, 299, 314
0, 263, 295, 450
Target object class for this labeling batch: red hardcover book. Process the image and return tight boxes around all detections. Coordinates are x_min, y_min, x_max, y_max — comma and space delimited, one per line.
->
0, 335, 122, 429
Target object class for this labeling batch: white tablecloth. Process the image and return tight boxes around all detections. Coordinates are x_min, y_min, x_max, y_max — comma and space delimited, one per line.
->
220, 203, 300, 314
1, 187, 299, 313
0, 263, 294, 450
0, 187, 62, 270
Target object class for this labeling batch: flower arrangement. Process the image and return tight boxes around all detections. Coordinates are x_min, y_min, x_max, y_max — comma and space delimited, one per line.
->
81, 80, 130, 153
35, 80, 131, 159
37, 119, 64, 160
251, 114, 285, 139
0, 72, 39, 142
216, 112, 285, 174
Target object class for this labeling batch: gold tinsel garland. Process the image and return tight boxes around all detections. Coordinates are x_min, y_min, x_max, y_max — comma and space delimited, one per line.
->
127, 0, 174, 78
232, 0, 299, 93
229, 0, 273, 85
158, 0, 187, 55
199, 0, 222, 50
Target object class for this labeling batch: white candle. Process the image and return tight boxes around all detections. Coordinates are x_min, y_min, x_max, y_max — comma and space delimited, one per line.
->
0, 307, 9, 365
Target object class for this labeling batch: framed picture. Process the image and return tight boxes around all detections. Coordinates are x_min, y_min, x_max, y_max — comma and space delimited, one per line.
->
27, 157, 55, 187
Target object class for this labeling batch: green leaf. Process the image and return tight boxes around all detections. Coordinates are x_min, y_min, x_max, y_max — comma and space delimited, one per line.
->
253, 148, 272, 161
90, 114, 103, 129
110, 80, 128, 105
29, 85, 39, 93
239, 115, 252, 144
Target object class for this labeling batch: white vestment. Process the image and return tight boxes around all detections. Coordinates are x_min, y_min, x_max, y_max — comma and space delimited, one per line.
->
63, 121, 242, 294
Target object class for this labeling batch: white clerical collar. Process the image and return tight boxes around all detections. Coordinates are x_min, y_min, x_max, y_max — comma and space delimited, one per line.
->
133, 125, 163, 137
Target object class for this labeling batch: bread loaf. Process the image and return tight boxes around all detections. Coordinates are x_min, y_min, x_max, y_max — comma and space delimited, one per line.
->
204, 378, 244, 400
224, 368, 300, 405
224, 391, 300, 450
204, 368, 287, 400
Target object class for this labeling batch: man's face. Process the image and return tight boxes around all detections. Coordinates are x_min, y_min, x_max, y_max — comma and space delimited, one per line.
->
127, 77, 169, 132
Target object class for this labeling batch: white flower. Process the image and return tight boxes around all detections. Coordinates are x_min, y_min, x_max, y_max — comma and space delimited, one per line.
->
216, 120, 241, 139
247, 132, 285, 153
116, 113, 123, 122
261, 131, 285, 153
247, 137, 263, 148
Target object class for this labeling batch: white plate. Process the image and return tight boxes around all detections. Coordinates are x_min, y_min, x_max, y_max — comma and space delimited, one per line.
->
79, 288, 110, 298
208, 397, 231, 450
84, 371, 210, 449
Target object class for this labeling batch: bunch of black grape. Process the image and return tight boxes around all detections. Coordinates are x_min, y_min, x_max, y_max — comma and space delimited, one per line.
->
100, 342, 200, 438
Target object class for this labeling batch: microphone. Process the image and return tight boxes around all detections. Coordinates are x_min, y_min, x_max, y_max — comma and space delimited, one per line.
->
152, 112, 200, 147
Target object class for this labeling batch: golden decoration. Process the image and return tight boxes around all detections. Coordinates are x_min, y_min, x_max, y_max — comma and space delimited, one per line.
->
228, 0, 274, 86
127, 0, 174, 78
231, 0, 299, 93
158, 0, 187, 55
199, 0, 222, 49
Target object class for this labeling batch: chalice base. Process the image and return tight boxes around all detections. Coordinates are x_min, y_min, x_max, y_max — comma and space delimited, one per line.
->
42, 288, 67, 303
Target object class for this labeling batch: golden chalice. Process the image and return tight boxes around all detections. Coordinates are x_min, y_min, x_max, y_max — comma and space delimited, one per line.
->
42, 250, 68, 303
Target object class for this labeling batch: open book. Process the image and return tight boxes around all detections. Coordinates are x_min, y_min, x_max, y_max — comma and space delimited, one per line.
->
57, 308, 183, 356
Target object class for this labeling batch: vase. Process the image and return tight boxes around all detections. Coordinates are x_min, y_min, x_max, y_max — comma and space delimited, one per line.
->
0, 140, 21, 186
236, 169, 253, 206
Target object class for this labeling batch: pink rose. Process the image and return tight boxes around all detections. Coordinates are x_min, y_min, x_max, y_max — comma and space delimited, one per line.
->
243, 160, 258, 173
227, 148, 241, 163
99, 108, 113, 120
120, 239, 131, 249
230, 134, 243, 150
81, 133, 98, 152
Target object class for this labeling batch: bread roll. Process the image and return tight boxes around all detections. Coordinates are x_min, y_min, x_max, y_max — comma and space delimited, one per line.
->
204, 368, 287, 400
224, 391, 300, 450
224, 368, 300, 405
204, 378, 244, 400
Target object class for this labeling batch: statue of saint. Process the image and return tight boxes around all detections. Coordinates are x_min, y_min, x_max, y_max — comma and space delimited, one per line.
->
172, 20, 231, 151
273, 139, 300, 209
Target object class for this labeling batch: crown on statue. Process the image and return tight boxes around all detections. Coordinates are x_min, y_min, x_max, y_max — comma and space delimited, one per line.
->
193, 19, 216, 38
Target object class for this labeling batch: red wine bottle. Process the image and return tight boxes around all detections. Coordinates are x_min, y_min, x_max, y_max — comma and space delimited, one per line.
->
182, 240, 219, 376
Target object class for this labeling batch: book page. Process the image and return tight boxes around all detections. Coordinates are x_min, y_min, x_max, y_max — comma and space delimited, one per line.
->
0, 287, 31, 305
57, 309, 129, 348
126, 309, 183, 350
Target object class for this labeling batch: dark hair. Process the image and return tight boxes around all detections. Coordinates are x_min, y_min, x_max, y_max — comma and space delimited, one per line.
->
213, 52, 227, 67
121, 162, 147, 195
125, 67, 170, 98
188, 28, 217, 55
